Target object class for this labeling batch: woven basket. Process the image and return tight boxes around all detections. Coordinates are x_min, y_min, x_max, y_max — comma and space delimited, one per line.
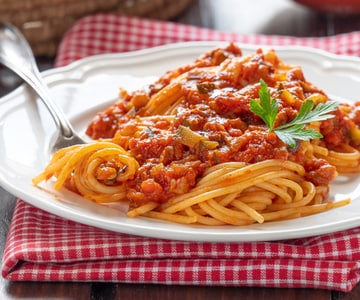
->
0, 0, 194, 56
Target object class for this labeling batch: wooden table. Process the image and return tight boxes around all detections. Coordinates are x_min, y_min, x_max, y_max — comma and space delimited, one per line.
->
1, 0, 360, 299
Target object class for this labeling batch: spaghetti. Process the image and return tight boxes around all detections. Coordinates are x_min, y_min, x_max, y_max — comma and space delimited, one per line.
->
34, 43, 359, 225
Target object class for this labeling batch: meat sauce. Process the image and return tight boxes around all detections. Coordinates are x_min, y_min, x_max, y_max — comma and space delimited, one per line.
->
85, 43, 357, 207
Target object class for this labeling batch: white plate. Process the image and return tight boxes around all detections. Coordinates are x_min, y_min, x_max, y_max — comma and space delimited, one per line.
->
1, 41, 360, 242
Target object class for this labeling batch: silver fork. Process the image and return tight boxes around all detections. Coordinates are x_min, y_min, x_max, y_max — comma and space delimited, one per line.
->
0, 22, 85, 153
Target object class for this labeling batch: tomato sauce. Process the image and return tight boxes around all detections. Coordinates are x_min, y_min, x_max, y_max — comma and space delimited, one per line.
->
86, 43, 356, 206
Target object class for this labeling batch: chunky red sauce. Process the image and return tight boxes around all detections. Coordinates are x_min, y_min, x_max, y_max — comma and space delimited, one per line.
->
86, 43, 357, 207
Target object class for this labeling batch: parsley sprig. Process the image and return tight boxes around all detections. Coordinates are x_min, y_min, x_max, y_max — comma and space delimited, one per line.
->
250, 79, 339, 148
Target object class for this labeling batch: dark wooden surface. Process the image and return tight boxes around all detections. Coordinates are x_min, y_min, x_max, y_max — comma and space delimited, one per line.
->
1, 0, 360, 299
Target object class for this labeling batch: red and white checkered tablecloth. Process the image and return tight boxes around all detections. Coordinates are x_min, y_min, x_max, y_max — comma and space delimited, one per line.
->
55, 14, 360, 67
3, 14, 360, 292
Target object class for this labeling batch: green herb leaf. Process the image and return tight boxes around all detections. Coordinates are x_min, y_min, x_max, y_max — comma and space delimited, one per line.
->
250, 79, 278, 131
275, 99, 339, 130
250, 79, 339, 148
274, 125, 323, 148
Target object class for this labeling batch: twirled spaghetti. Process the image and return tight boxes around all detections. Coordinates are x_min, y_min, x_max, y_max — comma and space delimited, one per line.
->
34, 43, 358, 225
33, 142, 139, 202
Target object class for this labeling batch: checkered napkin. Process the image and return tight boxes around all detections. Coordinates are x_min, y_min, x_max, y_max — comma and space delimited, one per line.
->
3, 200, 360, 291
3, 14, 360, 292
